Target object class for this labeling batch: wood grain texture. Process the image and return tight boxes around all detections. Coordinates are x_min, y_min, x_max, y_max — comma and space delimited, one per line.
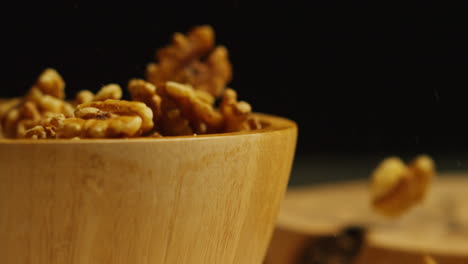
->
264, 228, 311, 264
265, 175, 468, 264
0, 113, 297, 264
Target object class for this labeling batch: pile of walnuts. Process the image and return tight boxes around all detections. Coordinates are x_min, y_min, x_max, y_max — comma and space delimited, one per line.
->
0, 26, 261, 139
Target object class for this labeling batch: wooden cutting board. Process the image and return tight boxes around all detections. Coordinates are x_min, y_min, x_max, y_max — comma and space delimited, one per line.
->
265, 174, 468, 264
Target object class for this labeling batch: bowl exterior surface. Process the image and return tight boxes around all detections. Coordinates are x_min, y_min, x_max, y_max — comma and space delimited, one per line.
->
0, 115, 297, 264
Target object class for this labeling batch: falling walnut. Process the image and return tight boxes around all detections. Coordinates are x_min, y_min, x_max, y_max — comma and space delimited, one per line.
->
370, 155, 435, 217
146, 25, 232, 98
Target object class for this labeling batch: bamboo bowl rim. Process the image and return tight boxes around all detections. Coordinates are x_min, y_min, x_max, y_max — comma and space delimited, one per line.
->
0, 113, 296, 145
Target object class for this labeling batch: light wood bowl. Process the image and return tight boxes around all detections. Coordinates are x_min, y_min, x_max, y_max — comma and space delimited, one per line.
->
0, 113, 297, 264
265, 174, 468, 264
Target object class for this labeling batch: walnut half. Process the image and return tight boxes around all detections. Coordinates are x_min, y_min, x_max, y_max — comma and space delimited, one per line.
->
371, 155, 435, 217
146, 25, 232, 98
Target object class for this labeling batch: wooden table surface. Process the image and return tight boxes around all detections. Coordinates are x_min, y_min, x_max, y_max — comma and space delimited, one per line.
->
266, 164, 468, 264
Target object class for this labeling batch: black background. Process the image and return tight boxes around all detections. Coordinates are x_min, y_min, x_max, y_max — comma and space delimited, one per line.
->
1, 2, 467, 157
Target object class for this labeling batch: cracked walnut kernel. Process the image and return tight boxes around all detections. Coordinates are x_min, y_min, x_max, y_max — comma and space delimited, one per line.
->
76, 100, 154, 134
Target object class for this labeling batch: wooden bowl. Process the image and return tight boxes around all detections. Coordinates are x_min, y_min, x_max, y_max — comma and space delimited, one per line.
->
0, 113, 297, 264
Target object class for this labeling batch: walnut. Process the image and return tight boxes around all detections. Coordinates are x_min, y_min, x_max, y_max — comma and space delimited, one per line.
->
25, 101, 151, 139
408, 155, 435, 204
0, 99, 18, 138
22, 101, 41, 122
194, 90, 215, 105
165, 81, 224, 133
2, 101, 45, 138
146, 25, 232, 97
245, 116, 262, 130
23, 113, 65, 139
18, 72, 152, 139
13, 101, 42, 138
75, 107, 113, 120
0, 98, 21, 121
159, 104, 193, 136
1, 107, 21, 138
76, 100, 154, 135
182, 46, 232, 97
75, 90, 95, 104
26, 70, 74, 116
0, 98, 22, 137
34, 68, 65, 99
220, 88, 254, 132
24, 125, 48, 139
56, 115, 143, 139
94, 84, 123, 101
128, 79, 162, 123
128, 79, 193, 136
128, 81, 257, 136
1, 69, 75, 138
371, 155, 435, 217
75, 84, 123, 105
